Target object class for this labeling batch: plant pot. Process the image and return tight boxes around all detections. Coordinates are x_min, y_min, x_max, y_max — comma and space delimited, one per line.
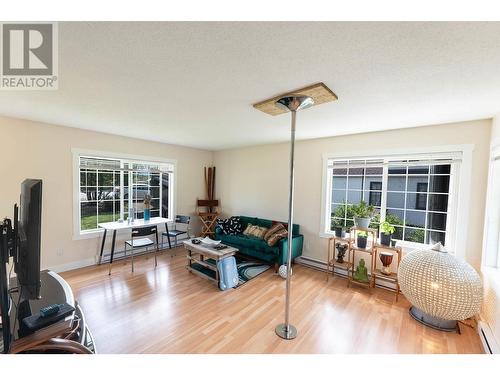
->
334, 226, 345, 238
380, 232, 392, 246
354, 216, 371, 229
357, 235, 367, 249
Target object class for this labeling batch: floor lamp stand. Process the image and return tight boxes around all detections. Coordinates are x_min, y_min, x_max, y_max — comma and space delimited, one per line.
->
274, 95, 314, 340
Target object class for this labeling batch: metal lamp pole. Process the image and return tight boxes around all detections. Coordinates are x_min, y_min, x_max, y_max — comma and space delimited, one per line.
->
274, 95, 314, 340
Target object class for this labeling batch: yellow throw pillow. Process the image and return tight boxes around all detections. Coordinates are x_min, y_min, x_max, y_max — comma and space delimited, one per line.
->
243, 223, 254, 236
244, 224, 268, 239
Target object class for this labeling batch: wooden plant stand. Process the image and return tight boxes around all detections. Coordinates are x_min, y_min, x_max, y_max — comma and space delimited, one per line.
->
326, 235, 354, 284
347, 226, 377, 290
373, 244, 402, 301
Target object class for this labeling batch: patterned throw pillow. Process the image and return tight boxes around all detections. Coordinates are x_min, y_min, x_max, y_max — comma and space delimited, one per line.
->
264, 222, 284, 241
266, 223, 288, 246
243, 223, 253, 236
243, 224, 268, 239
216, 216, 243, 235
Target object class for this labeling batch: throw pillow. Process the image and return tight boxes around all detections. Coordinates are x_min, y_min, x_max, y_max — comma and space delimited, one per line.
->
243, 224, 268, 239
264, 222, 285, 241
251, 225, 268, 239
216, 216, 243, 235
243, 223, 253, 236
228, 216, 243, 234
266, 223, 288, 246
272, 220, 289, 231
216, 218, 230, 234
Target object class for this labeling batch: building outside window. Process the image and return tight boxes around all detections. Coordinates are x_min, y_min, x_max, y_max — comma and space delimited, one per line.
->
327, 154, 457, 247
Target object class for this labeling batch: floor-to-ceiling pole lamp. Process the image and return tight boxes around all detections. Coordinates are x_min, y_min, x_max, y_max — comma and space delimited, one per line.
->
253, 83, 338, 340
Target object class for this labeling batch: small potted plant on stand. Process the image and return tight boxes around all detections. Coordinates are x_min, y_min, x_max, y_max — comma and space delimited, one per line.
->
352, 201, 375, 229
357, 230, 368, 249
332, 218, 345, 238
380, 221, 395, 246
143, 193, 152, 221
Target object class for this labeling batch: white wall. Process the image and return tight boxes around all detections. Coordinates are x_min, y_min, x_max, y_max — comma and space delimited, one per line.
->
214, 119, 491, 269
0, 116, 213, 271
481, 113, 500, 351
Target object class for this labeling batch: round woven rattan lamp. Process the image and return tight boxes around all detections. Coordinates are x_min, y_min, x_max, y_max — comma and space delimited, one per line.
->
398, 245, 483, 331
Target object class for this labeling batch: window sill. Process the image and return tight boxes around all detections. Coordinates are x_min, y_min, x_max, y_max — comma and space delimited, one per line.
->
319, 231, 335, 238
319, 231, 435, 252
73, 229, 104, 241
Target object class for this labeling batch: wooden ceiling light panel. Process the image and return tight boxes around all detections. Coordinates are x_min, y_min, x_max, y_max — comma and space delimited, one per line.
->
253, 82, 338, 116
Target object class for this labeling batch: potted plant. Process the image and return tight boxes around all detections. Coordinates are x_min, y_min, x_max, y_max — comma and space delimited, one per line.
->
351, 201, 375, 229
357, 230, 368, 249
380, 221, 395, 246
331, 218, 345, 238
143, 193, 152, 221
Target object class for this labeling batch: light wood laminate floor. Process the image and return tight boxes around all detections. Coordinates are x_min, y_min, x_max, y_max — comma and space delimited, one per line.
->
61, 248, 484, 354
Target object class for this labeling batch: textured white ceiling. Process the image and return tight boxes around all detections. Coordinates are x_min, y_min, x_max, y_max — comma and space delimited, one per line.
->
1, 22, 500, 150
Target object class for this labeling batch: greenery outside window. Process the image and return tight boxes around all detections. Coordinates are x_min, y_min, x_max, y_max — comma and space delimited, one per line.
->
78, 155, 174, 233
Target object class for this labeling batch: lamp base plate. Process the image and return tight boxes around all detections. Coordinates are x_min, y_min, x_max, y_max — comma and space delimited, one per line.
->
409, 306, 458, 332
275, 324, 298, 340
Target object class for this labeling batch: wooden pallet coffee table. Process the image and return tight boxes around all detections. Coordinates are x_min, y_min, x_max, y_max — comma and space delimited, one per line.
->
183, 239, 238, 285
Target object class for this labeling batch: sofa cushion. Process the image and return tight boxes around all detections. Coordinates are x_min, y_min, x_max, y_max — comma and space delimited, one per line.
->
218, 234, 279, 255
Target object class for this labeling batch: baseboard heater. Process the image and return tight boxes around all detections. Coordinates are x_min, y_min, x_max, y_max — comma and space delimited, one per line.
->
99, 242, 183, 263
295, 256, 397, 291
478, 321, 500, 354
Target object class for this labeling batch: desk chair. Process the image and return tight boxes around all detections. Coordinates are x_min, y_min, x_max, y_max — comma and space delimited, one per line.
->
196, 199, 220, 238
123, 225, 159, 272
162, 215, 191, 251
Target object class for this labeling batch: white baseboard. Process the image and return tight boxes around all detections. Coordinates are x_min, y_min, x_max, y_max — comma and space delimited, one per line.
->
47, 242, 185, 274
296, 256, 397, 291
478, 320, 500, 354
48, 257, 97, 273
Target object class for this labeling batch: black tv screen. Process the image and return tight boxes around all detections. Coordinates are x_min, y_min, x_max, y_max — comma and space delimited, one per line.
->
15, 179, 42, 300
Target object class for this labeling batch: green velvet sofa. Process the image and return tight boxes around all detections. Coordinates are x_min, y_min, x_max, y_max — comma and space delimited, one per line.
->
214, 216, 303, 266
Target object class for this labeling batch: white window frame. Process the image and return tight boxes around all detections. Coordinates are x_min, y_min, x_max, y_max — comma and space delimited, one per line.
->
72, 148, 177, 240
320, 145, 473, 259
482, 144, 500, 270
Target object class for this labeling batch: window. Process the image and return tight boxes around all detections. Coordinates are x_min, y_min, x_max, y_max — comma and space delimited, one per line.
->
76, 153, 174, 234
483, 147, 500, 269
325, 153, 461, 248
331, 159, 383, 230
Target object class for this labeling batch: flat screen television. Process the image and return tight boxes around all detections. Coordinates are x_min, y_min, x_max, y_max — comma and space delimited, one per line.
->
0, 178, 42, 353
15, 179, 43, 300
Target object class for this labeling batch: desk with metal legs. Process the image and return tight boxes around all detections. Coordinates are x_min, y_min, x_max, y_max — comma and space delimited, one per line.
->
98, 217, 170, 275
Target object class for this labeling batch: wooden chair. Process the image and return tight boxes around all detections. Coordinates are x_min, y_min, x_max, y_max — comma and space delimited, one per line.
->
196, 199, 220, 238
